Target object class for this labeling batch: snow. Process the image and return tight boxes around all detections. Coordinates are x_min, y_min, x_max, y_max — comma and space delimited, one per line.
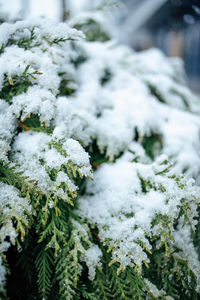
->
0, 13, 199, 291
84, 245, 102, 280
0, 182, 32, 254
11, 88, 56, 125
144, 279, 169, 298
173, 222, 200, 290
0, 100, 17, 161
72, 219, 102, 281
12, 131, 92, 194
78, 157, 199, 270
68, 40, 200, 180
56, 171, 77, 192
0, 17, 84, 46
162, 107, 200, 180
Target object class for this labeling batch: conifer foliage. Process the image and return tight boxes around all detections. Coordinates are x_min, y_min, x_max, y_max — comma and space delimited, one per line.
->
0, 9, 200, 300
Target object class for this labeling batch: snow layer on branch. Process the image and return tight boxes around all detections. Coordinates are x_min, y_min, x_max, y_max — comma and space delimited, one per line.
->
0, 17, 83, 127
144, 279, 173, 299
12, 131, 92, 194
1, 16, 199, 181
0, 17, 88, 166
11, 87, 56, 125
162, 106, 200, 180
0, 17, 84, 47
0, 17, 85, 168
84, 245, 102, 280
70, 40, 200, 179
0, 46, 58, 91
0, 182, 32, 253
173, 222, 200, 289
78, 157, 199, 270
132, 49, 200, 113
53, 97, 95, 146
71, 219, 102, 281
0, 100, 17, 161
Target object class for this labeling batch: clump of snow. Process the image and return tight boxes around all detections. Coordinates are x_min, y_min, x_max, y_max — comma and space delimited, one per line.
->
172, 222, 200, 289
12, 131, 92, 195
78, 156, 199, 273
162, 107, 200, 180
72, 219, 102, 280
53, 97, 95, 147
0, 17, 84, 47
11, 87, 56, 125
144, 279, 167, 298
84, 245, 102, 280
0, 182, 32, 253
0, 100, 17, 161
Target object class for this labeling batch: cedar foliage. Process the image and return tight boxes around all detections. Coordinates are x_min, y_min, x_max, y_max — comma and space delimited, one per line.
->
0, 7, 199, 300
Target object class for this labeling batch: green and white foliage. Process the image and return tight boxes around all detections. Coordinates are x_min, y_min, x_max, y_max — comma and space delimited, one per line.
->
0, 6, 199, 300
78, 155, 200, 298
0, 18, 94, 299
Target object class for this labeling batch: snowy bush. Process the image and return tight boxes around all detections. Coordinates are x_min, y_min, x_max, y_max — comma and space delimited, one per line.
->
0, 11, 199, 300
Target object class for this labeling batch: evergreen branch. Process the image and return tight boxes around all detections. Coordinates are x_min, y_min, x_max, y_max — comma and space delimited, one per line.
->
35, 246, 54, 298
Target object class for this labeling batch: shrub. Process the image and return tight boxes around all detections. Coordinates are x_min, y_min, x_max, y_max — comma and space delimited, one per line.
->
0, 13, 199, 300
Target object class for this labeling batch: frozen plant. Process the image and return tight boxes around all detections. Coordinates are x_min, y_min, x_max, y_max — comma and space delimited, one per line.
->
0, 6, 199, 300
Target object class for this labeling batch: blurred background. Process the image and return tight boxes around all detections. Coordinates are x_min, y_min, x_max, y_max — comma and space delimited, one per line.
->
119, 0, 200, 93
0, 0, 199, 92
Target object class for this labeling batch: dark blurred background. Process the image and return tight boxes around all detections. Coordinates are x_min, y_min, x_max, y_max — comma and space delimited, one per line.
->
118, 0, 200, 92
